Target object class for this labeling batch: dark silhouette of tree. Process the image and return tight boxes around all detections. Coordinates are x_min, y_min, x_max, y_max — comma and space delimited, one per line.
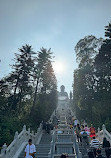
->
73, 35, 103, 124
33, 48, 54, 106
94, 22, 111, 125
0, 45, 57, 146
31, 47, 57, 124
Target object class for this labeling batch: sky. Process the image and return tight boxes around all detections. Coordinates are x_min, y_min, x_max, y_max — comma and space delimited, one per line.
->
0, 0, 111, 94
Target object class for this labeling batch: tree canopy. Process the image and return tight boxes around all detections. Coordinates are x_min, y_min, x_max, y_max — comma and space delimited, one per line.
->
0, 45, 57, 147
73, 23, 111, 130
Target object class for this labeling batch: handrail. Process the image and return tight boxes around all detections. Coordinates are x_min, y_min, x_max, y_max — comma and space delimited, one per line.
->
0, 123, 43, 158
48, 128, 56, 158
73, 129, 82, 158
102, 124, 111, 145
49, 109, 56, 123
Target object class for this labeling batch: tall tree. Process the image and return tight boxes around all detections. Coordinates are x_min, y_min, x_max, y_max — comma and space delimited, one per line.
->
31, 47, 57, 124
73, 35, 103, 123
8, 44, 35, 110
33, 48, 53, 106
94, 23, 111, 125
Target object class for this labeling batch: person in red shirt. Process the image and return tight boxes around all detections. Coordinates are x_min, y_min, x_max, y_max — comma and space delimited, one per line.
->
90, 124, 96, 138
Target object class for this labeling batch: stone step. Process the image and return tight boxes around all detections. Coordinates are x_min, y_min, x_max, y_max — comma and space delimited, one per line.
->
79, 144, 106, 157
18, 133, 51, 158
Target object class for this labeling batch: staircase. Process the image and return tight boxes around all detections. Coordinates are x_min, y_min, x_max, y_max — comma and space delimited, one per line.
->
18, 133, 52, 158
78, 141, 106, 158
36, 133, 52, 158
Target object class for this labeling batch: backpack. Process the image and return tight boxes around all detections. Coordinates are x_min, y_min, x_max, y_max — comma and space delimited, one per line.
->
82, 131, 88, 139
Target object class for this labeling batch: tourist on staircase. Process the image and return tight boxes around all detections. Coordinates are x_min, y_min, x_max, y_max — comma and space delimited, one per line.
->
74, 118, 78, 128
76, 124, 82, 143
42, 121, 47, 132
84, 124, 90, 132
24, 139, 36, 158
46, 121, 51, 134
96, 149, 105, 158
90, 124, 96, 139
90, 136, 100, 157
69, 123, 73, 129
103, 137, 111, 158
80, 129, 90, 147
60, 153, 69, 158
81, 124, 85, 131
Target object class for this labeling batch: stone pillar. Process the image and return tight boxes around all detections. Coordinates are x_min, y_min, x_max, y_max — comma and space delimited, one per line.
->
32, 130, 34, 135
102, 124, 106, 130
14, 131, 18, 139
102, 124, 105, 136
1, 143, 7, 154
28, 128, 30, 133
40, 123, 42, 129
23, 125, 26, 131
98, 127, 100, 141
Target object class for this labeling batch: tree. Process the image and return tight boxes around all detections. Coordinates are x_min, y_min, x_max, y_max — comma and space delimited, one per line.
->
9, 44, 35, 110
31, 47, 57, 124
73, 35, 103, 124
33, 48, 54, 106
75, 35, 103, 68
94, 22, 111, 126
0, 45, 58, 147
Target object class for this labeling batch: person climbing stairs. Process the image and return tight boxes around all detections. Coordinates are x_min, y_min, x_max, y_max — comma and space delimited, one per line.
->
18, 133, 52, 158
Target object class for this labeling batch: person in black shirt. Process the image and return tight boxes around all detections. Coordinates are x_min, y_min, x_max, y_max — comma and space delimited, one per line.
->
96, 149, 105, 158
60, 153, 68, 158
103, 137, 111, 158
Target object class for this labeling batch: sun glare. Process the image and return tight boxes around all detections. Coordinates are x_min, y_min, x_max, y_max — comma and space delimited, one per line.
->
53, 61, 65, 73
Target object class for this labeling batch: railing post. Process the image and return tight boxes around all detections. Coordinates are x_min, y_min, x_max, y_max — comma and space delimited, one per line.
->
40, 123, 42, 129
102, 124, 106, 130
14, 131, 18, 139
98, 127, 100, 141
32, 130, 34, 135
23, 125, 26, 131
28, 128, 30, 133
102, 124, 106, 137
1, 143, 7, 154
73, 128, 82, 158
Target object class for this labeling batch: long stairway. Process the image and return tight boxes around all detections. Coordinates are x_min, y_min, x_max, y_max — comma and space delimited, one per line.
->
18, 133, 52, 158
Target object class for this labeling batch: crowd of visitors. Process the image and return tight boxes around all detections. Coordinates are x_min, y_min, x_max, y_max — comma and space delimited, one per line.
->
24, 116, 111, 158
42, 121, 53, 134
73, 121, 111, 158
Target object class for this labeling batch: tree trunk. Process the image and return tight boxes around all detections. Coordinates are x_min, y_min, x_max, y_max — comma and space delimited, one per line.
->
14, 74, 20, 95
33, 78, 39, 106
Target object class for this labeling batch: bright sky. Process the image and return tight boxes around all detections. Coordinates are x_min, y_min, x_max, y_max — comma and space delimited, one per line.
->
0, 0, 111, 94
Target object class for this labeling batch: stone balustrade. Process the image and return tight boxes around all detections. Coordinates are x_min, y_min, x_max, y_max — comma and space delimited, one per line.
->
97, 124, 111, 145
102, 124, 111, 144
0, 123, 42, 158
49, 109, 56, 122
73, 129, 82, 158
48, 129, 56, 158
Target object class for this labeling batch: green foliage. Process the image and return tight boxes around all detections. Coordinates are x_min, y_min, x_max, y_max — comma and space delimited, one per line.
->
0, 45, 57, 147
73, 24, 111, 130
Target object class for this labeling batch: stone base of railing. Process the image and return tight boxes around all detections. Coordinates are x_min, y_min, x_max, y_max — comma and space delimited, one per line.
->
12, 142, 27, 158
0, 124, 43, 158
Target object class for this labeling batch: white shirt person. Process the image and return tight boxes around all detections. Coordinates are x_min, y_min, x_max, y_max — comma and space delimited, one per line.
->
74, 119, 78, 126
24, 139, 36, 158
